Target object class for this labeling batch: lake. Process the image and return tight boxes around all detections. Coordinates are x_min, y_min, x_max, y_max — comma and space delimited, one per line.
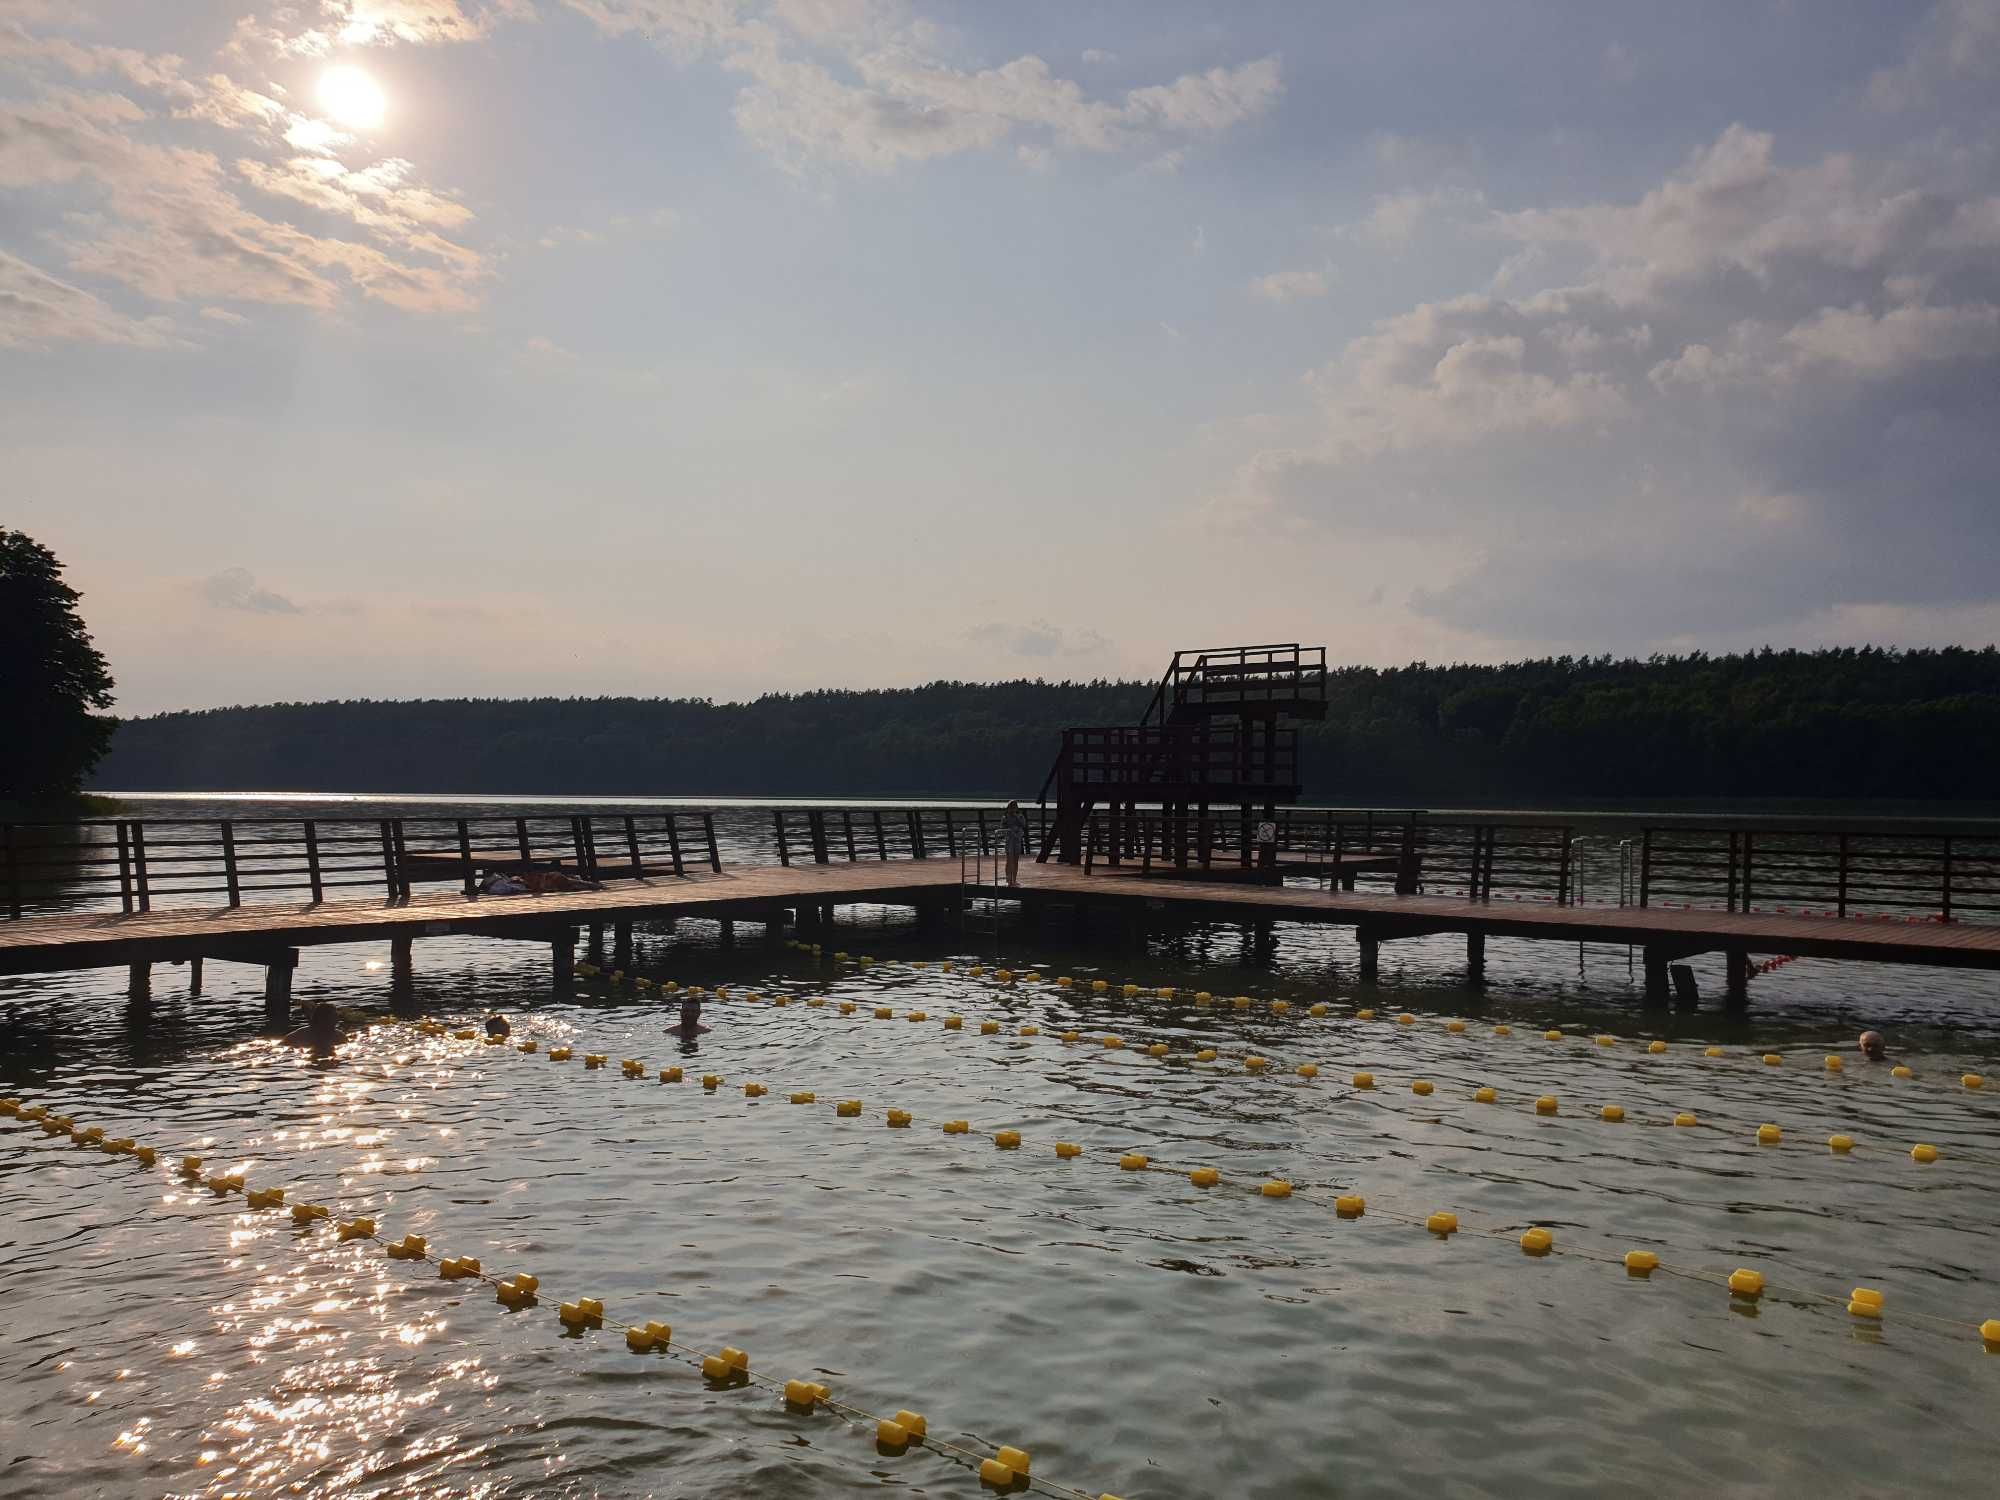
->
3, 794, 1997, 1498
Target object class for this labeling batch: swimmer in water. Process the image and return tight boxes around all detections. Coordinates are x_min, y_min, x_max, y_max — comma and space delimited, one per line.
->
285, 1001, 346, 1051
669, 995, 710, 1040
485, 1014, 511, 1039
1858, 1030, 1886, 1061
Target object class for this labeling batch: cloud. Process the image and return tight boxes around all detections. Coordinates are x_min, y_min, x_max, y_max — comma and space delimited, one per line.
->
1210, 123, 2000, 645
325, 1, 530, 47
200, 568, 302, 614
199, 304, 250, 325
965, 620, 1111, 659
0, 86, 484, 315
566, 1, 1280, 171
0, 249, 179, 348
1868, 0, 2000, 111
1249, 267, 1328, 302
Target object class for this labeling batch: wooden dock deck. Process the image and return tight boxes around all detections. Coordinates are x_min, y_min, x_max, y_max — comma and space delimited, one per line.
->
5, 856, 1997, 1017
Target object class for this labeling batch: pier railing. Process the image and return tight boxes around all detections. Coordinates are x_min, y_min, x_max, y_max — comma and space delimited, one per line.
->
1637, 825, 2000, 923
0, 812, 723, 918
770, 806, 1051, 866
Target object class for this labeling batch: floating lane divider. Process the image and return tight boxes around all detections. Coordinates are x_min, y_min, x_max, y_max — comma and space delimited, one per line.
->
574, 972, 2000, 1175
582, 948, 1999, 1126
0, 1105, 1128, 1500
341, 1034, 2000, 1357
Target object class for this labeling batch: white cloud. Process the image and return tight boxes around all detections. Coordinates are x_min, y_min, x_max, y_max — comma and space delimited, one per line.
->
0, 248, 179, 349
965, 619, 1110, 659
1249, 267, 1328, 302
1868, 0, 2000, 111
200, 567, 302, 614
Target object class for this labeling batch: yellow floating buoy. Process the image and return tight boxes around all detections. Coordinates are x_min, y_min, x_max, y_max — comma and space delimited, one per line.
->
1189, 1167, 1219, 1187
1426, 1212, 1457, 1237
659, 1067, 683, 1083
583, 1053, 608, 1070
1821, 1054, 1844, 1072
1912, 1142, 1939, 1164
978, 1458, 1015, 1487
874, 1007, 894, 1020
1147, 1043, 1168, 1057
836, 1099, 862, 1118
1543, 1030, 1564, 1042
1980, 1319, 2000, 1346
1965, 1074, 1986, 1090
1673, 1111, 1698, 1127
1195, 1049, 1218, 1062
560, 1297, 605, 1329
1121, 984, 1139, 998
1297, 1063, 1319, 1079
1595, 1035, 1616, 1048
702, 1074, 723, 1090
968, 966, 985, 978
838, 1002, 856, 1015
337, 1216, 376, 1241
885, 1109, 912, 1128
1352, 1072, 1375, 1089
1233, 996, 1252, 1010
1828, 1134, 1854, 1153
621, 1059, 645, 1077
1244, 1056, 1268, 1070
1648, 1040, 1668, 1054
440, 1255, 482, 1280
1891, 1064, 1913, 1079
1270, 1000, 1290, 1014
1411, 1079, 1434, 1096
1310, 1003, 1328, 1016
1261, 1180, 1292, 1199
1519, 1227, 1553, 1256
1728, 1269, 1764, 1300
744, 1083, 767, 1098
1445, 1019, 1465, 1034
980, 1020, 1000, 1035
496, 1275, 538, 1309
1762, 1053, 1782, 1066
997, 970, 1014, 982
1704, 1046, 1724, 1058
1054, 1142, 1082, 1159
1119, 1153, 1149, 1171
132, 1146, 157, 1166
1535, 1095, 1559, 1115
1061, 1030, 1082, 1043
1600, 1104, 1625, 1123
1336, 1193, 1366, 1218
906, 1010, 927, 1023
1091, 979, 1108, 993
806, 997, 825, 1008
1021, 1025, 1041, 1037
1355, 1008, 1376, 1021
1848, 1287, 1884, 1320
1056, 976, 1072, 988
1103, 1035, 1125, 1050
782, 1378, 820, 1405
891, 1409, 926, 1442
386, 1233, 427, 1260
1624, 1249, 1659, 1276
1194, 992, 1212, 1005
943, 1015, 963, 1030
996, 1444, 1032, 1477
519, 1040, 538, 1053
876, 1418, 911, 1451
1397, 1013, 1416, 1027
1493, 1024, 1512, 1037
993, 1130, 1021, 1149
1757, 1123, 1782, 1145
790, 1091, 816, 1105
1024, 973, 1040, 983
549, 1047, 573, 1063
244, 1186, 285, 1210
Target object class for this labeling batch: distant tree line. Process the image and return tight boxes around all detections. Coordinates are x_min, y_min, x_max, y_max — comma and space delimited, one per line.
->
88, 647, 2000, 803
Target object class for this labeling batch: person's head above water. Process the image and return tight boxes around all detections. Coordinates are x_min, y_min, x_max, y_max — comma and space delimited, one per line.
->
679, 996, 703, 1027
1858, 1030, 1886, 1060
485, 1014, 510, 1038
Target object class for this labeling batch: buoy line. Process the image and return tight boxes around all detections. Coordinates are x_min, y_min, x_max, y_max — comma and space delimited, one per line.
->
0, 1108, 1120, 1500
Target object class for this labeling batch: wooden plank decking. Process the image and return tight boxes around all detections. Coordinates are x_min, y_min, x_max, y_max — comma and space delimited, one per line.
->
4, 857, 1998, 978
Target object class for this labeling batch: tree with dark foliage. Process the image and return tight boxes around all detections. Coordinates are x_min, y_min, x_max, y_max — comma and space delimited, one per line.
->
0, 530, 116, 805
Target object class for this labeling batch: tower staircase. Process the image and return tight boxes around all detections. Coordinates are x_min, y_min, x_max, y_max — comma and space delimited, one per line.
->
1036, 644, 1327, 866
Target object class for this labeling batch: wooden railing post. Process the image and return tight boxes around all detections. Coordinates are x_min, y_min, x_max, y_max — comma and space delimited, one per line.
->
809, 810, 830, 865
380, 820, 398, 900
1638, 829, 1653, 908
1556, 828, 1573, 905
774, 810, 792, 867
843, 811, 857, 862
305, 820, 324, 904
1742, 831, 1755, 913
393, 820, 413, 898
515, 817, 533, 865
221, 821, 242, 907
703, 812, 722, 872
570, 815, 590, 876
2, 824, 20, 919
115, 821, 134, 914
665, 813, 685, 876
873, 810, 888, 860
943, 809, 958, 857
1943, 835, 1954, 923
457, 818, 477, 897
1836, 833, 1849, 918
622, 814, 643, 876
909, 810, 927, 860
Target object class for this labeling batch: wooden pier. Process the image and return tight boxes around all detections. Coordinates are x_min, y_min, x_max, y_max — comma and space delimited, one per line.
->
4, 804, 1998, 1022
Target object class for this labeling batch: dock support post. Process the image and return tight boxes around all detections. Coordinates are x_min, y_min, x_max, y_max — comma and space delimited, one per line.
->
127, 962, 151, 1001
588, 923, 605, 962
1467, 931, 1486, 985
1358, 925, 1380, 984
553, 928, 575, 992
263, 948, 297, 1029
188, 956, 203, 996
613, 922, 633, 968
719, 919, 736, 948
391, 936, 414, 989
1642, 948, 1670, 1010
1724, 950, 1749, 1013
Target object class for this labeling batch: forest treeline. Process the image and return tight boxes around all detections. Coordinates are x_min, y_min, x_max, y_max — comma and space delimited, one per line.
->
91, 648, 2000, 803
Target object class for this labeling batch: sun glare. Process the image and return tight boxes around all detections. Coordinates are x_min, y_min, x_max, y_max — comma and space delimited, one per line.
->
317, 65, 386, 130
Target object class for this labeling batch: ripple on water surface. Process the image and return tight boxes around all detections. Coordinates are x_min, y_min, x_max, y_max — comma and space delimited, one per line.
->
3, 922, 2000, 1499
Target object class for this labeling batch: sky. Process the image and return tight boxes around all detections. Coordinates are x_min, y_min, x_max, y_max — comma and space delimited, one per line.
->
3, 0, 1998, 715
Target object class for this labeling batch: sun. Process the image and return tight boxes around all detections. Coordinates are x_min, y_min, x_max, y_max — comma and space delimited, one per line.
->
317, 65, 386, 130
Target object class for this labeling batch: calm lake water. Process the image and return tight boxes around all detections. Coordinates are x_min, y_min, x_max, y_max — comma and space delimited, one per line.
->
3, 795, 1998, 1498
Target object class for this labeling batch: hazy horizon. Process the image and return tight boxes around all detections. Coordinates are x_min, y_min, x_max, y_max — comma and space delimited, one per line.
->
6, 2, 1999, 716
